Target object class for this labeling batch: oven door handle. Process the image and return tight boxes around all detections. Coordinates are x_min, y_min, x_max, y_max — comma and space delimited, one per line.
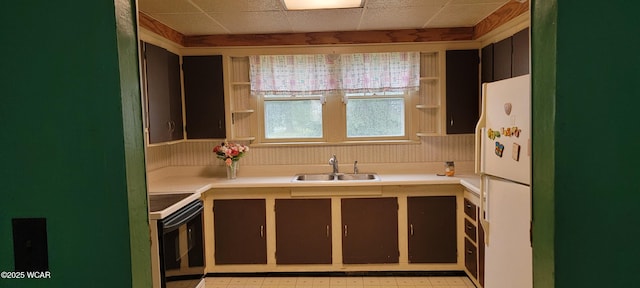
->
162, 200, 203, 233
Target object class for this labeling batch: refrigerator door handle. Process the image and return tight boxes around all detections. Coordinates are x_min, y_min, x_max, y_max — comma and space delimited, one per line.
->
475, 127, 485, 174
474, 83, 488, 175
480, 174, 491, 245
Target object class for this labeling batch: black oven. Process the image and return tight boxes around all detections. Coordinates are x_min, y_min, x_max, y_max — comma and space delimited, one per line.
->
155, 198, 205, 288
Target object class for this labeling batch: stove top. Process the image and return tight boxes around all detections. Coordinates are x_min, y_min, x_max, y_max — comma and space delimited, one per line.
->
148, 193, 192, 213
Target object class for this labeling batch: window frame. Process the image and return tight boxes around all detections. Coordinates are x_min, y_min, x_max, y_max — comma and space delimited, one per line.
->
343, 91, 413, 141
255, 90, 417, 145
257, 93, 329, 144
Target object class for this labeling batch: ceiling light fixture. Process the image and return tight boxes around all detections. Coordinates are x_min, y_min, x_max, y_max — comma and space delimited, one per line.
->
283, 0, 363, 10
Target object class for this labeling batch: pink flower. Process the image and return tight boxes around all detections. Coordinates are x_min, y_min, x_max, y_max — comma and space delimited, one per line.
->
213, 142, 249, 164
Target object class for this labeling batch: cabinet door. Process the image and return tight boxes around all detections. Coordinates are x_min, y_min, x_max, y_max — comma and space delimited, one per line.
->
481, 44, 494, 83
213, 199, 267, 264
144, 42, 171, 143
493, 37, 512, 81
167, 51, 183, 141
144, 42, 183, 143
465, 238, 478, 278
341, 198, 398, 264
512, 27, 530, 77
183, 55, 226, 139
407, 196, 457, 263
478, 208, 486, 286
446, 50, 480, 134
275, 199, 332, 264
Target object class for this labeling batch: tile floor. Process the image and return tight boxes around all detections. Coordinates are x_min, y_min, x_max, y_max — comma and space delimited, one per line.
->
205, 276, 476, 288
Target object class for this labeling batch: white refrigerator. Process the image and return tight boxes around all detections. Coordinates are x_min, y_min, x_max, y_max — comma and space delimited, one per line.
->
475, 74, 532, 288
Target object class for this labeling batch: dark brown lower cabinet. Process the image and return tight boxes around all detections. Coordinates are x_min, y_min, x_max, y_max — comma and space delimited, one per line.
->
275, 199, 332, 264
213, 199, 266, 264
341, 197, 399, 264
407, 196, 457, 263
465, 238, 478, 278
478, 208, 486, 286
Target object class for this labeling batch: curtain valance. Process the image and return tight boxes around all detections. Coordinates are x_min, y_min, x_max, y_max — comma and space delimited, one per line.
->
250, 52, 419, 95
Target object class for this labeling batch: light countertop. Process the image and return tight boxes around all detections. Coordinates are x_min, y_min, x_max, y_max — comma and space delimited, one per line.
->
147, 164, 481, 197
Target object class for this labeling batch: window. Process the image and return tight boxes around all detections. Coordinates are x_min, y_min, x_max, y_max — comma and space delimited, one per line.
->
345, 92, 406, 138
263, 95, 323, 139
249, 52, 420, 144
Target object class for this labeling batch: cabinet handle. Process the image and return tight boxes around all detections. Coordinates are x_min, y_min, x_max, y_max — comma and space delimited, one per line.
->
260, 225, 264, 238
467, 249, 473, 254
218, 120, 222, 129
326, 225, 330, 238
344, 225, 348, 237
450, 118, 454, 127
410, 224, 414, 236
467, 225, 473, 230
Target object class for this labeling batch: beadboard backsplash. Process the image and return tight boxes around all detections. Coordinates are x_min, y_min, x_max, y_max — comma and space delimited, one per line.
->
146, 135, 474, 172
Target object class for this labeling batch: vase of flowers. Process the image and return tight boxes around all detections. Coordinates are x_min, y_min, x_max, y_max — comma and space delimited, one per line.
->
213, 141, 249, 179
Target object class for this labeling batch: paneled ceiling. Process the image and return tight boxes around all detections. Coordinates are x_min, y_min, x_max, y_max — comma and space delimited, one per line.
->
138, 0, 514, 36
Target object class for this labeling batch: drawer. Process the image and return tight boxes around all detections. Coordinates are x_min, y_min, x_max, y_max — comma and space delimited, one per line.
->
464, 218, 477, 242
465, 238, 478, 279
464, 198, 477, 220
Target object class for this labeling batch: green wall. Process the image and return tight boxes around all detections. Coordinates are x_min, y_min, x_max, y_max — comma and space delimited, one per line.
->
533, 0, 640, 287
0, 1, 150, 288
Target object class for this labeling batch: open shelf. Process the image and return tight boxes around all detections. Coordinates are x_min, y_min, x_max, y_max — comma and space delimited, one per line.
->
232, 109, 255, 114
231, 136, 256, 141
416, 104, 439, 109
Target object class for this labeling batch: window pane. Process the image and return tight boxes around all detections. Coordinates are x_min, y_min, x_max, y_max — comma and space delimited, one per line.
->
346, 98, 404, 137
264, 100, 323, 139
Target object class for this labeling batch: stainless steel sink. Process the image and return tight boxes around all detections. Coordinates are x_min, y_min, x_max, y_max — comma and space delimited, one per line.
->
293, 174, 336, 181
337, 173, 379, 181
292, 173, 379, 182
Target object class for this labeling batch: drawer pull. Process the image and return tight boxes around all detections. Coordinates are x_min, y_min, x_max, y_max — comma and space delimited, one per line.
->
467, 225, 473, 230
467, 249, 474, 254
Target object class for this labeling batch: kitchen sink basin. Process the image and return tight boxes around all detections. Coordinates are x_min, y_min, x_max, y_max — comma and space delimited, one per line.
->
293, 174, 336, 181
337, 173, 379, 181
292, 173, 379, 182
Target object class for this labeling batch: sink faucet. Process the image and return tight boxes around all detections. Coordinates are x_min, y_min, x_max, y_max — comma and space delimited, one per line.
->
353, 161, 359, 174
329, 154, 339, 175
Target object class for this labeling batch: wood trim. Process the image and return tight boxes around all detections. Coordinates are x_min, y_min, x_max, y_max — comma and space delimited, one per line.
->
183, 28, 474, 47
137, 1, 527, 47
138, 12, 185, 46
473, 0, 530, 39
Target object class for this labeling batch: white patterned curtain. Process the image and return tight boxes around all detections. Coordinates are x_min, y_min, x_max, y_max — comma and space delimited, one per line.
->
249, 54, 338, 96
339, 52, 420, 93
249, 52, 420, 95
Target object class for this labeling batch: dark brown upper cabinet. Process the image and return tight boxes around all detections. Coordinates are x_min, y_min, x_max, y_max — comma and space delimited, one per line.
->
143, 42, 183, 144
481, 44, 494, 84
213, 199, 267, 265
407, 196, 457, 263
446, 49, 480, 134
512, 27, 530, 77
493, 37, 513, 81
341, 197, 399, 264
275, 199, 332, 264
182, 55, 226, 139
481, 27, 530, 83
